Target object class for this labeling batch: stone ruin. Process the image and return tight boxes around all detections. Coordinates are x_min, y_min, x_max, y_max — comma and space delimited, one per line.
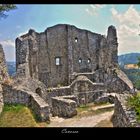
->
0, 44, 9, 114
0, 24, 135, 124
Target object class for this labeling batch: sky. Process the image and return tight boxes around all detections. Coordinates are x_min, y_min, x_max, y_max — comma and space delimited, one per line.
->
0, 4, 140, 62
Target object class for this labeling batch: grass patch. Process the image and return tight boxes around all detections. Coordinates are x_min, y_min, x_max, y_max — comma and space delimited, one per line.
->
94, 102, 111, 106
76, 102, 114, 118
127, 93, 140, 122
77, 102, 111, 112
0, 104, 48, 127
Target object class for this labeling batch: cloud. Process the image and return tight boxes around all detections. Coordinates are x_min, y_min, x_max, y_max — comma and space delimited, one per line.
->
85, 4, 106, 16
0, 39, 15, 62
94, 4, 106, 9
85, 8, 93, 16
0, 39, 15, 47
111, 5, 140, 27
110, 5, 140, 55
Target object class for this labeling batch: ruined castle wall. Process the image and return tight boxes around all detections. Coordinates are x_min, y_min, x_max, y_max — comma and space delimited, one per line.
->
38, 32, 49, 86
0, 44, 9, 82
103, 68, 134, 93
2, 84, 50, 121
0, 44, 9, 115
16, 24, 110, 87
112, 94, 139, 127
46, 86, 71, 107
51, 96, 77, 118
29, 91, 50, 121
44, 25, 69, 87
68, 26, 102, 74
28, 31, 39, 80
99, 37, 109, 70
12, 78, 48, 101
16, 24, 134, 93
19, 25, 69, 87
2, 84, 30, 105
107, 26, 118, 68
70, 76, 105, 104
0, 91, 3, 114
69, 27, 91, 73
16, 37, 30, 78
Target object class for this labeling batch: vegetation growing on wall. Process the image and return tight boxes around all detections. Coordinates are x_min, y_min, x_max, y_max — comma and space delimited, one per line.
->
127, 93, 140, 122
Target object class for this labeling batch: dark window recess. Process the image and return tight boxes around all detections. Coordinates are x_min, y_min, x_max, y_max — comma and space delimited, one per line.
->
79, 58, 82, 63
88, 58, 91, 63
55, 57, 60, 65
35, 87, 42, 96
75, 37, 78, 43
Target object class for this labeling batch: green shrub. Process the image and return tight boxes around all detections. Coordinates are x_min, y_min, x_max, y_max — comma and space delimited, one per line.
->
127, 93, 140, 121
134, 80, 140, 90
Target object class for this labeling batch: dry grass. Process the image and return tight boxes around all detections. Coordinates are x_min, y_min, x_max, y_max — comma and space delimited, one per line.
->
76, 102, 113, 118
0, 104, 47, 127
0, 103, 114, 127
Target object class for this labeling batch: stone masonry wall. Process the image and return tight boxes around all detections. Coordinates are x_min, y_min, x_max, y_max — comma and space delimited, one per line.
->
29, 91, 50, 121
16, 24, 134, 94
51, 96, 77, 118
70, 75, 105, 105
0, 44, 9, 116
12, 77, 48, 102
16, 24, 119, 87
112, 94, 139, 127
0, 44, 9, 84
0, 91, 3, 114
46, 86, 71, 108
2, 84, 50, 121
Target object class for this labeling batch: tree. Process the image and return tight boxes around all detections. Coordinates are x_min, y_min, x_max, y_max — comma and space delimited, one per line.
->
0, 4, 16, 18
137, 57, 140, 68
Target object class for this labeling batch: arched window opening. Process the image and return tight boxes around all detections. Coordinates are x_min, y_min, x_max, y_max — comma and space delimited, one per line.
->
87, 58, 91, 64
79, 58, 82, 64
75, 37, 78, 43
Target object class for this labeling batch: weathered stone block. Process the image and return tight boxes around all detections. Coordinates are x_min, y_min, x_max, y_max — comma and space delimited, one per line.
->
51, 96, 77, 118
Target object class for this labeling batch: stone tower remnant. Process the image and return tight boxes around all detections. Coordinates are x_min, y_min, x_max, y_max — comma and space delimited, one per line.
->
16, 24, 134, 93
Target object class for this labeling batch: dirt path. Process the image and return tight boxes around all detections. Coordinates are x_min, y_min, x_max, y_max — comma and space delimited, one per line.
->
47, 110, 114, 127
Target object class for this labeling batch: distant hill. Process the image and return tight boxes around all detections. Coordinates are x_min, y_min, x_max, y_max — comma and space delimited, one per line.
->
118, 53, 140, 67
6, 62, 16, 76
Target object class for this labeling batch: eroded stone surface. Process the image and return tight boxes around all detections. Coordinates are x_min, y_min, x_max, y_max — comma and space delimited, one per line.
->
0, 44, 9, 115
51, 96, 77, 118
2, 84, 50, 121
112, 94, 140, 127
16, 24, 134, 93
0, 24, 136, 124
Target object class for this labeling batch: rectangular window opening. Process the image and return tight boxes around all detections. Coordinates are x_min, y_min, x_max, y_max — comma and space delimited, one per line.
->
55, 57, 60, 65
